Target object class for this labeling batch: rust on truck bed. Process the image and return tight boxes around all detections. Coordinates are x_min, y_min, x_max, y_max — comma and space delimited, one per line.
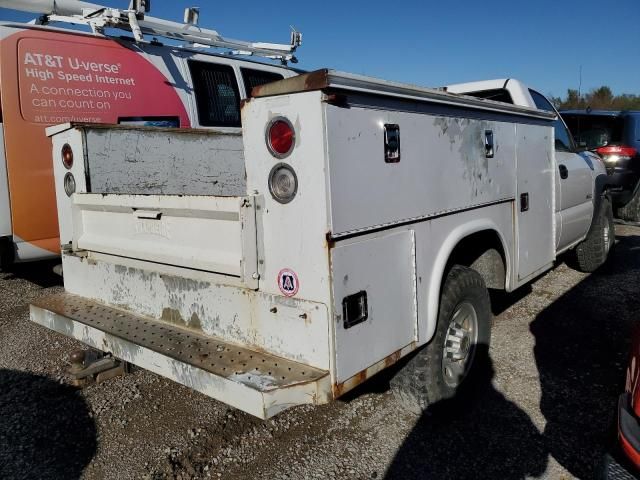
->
31, 293, 327, 392
251, 69, 331, 98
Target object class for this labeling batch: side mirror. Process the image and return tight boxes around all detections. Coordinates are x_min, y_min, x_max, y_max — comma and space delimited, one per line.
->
574, 141, 588, 153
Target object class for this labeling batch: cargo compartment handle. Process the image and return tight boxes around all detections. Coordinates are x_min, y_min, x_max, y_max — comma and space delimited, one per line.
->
133, 209, 162, 220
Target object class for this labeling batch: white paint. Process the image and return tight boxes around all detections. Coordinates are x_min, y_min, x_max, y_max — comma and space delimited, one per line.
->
61, 253, 331, 370
446, 78, 606, 255
0, 126, 11, 238
514, 123, 555, 281
331, 230, 417, 382
69, 192, 258, 285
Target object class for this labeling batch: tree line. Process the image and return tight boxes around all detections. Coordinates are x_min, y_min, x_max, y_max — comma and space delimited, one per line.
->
551, 86, 640, 111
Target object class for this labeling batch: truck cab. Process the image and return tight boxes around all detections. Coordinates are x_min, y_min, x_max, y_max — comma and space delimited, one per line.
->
445, 79, 610, 256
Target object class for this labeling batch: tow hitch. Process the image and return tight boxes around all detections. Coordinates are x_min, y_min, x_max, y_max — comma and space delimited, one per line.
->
67, 349, 130, 387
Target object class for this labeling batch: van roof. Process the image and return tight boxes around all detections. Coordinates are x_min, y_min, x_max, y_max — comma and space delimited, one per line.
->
0, 21, 300, 72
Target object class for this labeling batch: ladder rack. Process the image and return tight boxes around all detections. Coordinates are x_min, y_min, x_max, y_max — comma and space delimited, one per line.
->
0, 0, 302, 64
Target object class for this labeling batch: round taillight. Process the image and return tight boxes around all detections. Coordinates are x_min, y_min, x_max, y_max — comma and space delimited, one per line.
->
268, 163, 298, 204
61, 143, 74, 169
63, 172, 76, 197
266, 117, 294, 158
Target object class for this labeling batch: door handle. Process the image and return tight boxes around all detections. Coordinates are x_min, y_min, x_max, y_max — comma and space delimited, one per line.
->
484, 130, 494, 158
559, 164, 568, 179
133, 210, 162, 220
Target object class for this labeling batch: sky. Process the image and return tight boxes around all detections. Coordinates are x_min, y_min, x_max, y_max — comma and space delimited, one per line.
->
1, 0, 638, 99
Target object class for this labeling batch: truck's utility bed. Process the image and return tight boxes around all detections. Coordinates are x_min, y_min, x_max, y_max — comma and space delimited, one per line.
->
31, 293, 331, 419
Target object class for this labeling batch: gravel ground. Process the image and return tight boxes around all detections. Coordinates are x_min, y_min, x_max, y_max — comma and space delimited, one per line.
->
1, 224, 639, 480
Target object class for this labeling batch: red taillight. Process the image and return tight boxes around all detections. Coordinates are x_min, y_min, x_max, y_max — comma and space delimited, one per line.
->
267, 118, 294, 158
596, 145, 637, 158
61, 143, 74, 169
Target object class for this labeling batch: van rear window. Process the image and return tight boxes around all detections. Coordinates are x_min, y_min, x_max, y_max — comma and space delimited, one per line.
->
241, 68, 284, 97
189, 61, 241, 128
561, 114, 624, 150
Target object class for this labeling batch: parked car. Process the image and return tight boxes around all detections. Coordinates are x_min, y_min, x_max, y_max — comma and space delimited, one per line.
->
561, 110, 640, 222
603, 327, 640, 479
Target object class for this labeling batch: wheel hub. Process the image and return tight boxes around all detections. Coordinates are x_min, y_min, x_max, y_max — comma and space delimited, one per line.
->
442, 302, 479, 388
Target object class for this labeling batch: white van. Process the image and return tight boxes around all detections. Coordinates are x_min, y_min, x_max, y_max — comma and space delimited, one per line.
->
0, 0, 298, 267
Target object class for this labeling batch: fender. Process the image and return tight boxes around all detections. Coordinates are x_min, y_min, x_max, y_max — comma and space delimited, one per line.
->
420, 215, 512, 345
593, 171, 610, 217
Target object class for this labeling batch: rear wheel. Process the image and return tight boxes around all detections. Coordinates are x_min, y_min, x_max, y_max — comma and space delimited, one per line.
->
390, 265, 491, 415
616, 184, 640, 223
574, 197, 614, 273
0, 236, 13, 271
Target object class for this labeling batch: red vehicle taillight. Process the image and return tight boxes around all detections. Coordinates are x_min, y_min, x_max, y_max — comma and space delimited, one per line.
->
61, 143, 74, 169
266, 118, 295, 158
596, 145, 637, 163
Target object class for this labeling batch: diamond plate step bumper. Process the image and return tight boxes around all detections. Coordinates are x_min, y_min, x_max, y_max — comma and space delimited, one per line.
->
30, 293, 331, 419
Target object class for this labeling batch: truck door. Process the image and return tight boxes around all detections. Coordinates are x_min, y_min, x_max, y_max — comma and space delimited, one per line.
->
529, 90, 593, 252
555, 149, 593, 251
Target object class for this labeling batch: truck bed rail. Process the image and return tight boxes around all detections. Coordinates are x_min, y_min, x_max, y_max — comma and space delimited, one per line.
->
251, 69, 557, 120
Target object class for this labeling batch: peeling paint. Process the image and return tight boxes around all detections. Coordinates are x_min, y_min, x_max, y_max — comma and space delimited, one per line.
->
229, 372, 278, 391
86, 128, 245, 196
61, 255, 331, 370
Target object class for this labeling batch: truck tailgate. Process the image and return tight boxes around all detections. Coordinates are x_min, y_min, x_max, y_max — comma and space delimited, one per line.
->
83, 126, 245, 196
70, 193, 259, 287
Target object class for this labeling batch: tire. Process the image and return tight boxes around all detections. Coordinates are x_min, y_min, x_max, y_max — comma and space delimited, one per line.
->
390, 265, 491, 415
574, 197, 614, 273
0, 236, 13, 271
616, 184, 640, 222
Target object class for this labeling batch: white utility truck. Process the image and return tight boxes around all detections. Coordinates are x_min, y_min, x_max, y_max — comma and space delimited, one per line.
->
30, 21, 613, 417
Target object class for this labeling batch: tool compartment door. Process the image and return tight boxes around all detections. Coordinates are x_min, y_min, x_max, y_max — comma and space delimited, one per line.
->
71, 194, 259, 288
331, 230, 417, 383
515, 124, 555, 282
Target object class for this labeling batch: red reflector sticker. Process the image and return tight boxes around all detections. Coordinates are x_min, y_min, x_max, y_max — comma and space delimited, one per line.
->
278, 268, 299, 297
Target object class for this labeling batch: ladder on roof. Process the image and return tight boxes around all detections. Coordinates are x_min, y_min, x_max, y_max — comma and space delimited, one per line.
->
0, 0, 302, 64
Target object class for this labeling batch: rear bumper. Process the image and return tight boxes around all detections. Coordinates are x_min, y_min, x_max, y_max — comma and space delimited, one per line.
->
30, 293, 331, 419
